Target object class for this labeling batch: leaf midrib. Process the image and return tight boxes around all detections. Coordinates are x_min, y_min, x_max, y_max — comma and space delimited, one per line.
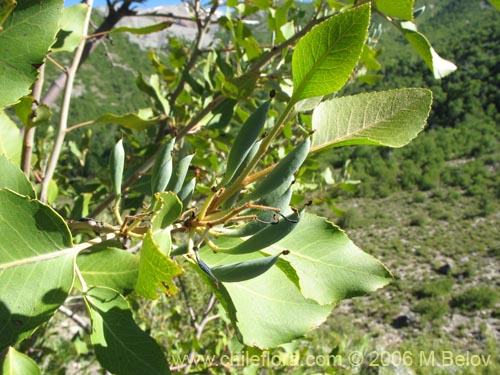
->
292, 7, 367, 103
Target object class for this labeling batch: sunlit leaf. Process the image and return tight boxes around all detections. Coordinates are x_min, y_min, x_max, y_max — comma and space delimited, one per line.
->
112, 21, 172, 35
0, 155, 35, 197
135, 231, 183, 299
357, 73, 383, 85
201, 212, 392, 347
0, 0, 63, 108
0, 189, 74, 350
374, 0, 414, 20
263, 214, 392, 305
152, 192, 183, 230
399, 21, 457, 79
13, 96, 51, 128
360, 44, 382, 71
311, 89, 432, 152
291, 4, 370, 102
77, 248, 139, 295
51, 4, 87, 52
0, 346, 41, 375
201, 249, 332, 348
488, 0, 500, 11
0, 111, 22, 164
95, 109, 164, 130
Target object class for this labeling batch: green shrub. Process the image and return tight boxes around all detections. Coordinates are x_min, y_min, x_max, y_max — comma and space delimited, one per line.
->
429, 204, 452, 220
337, 207, 364, 229
409, 213, 428, 226
413, 191, 426, 203
413, 298, 450, 321
451, 286, 499, 312
414, 278, 454, 299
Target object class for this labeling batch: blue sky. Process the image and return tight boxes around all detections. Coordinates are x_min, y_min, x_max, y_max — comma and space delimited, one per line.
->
64, 0, 181, 7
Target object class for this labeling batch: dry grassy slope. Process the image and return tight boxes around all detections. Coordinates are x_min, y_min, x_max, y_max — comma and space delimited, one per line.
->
323, 190, 500, 354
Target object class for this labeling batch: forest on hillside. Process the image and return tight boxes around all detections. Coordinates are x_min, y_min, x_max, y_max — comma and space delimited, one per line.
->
334, 0, 500, 202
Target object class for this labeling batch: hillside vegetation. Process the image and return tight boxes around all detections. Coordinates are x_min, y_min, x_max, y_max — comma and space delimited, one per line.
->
35, 1, 500, 374
317, 1, 500, 373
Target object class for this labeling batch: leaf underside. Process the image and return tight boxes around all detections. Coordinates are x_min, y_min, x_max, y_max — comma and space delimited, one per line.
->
311, 88, 433, 151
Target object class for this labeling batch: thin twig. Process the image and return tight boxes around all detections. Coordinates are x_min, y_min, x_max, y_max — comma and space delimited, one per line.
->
178, 276, 197, 326
66, 120, 96, 133
168, 0, 218, 109
21, 64, 45, 177
184, 294, 219, 374
58, 305, 91, 333
100, 39, 135, 73
40, 0, 94, 203
46, 55, 66, 73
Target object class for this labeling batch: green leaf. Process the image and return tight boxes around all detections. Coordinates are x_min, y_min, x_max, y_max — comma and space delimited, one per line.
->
0, 189, 74, 350
201, 212, 391, 347
0, 0, 63, 108
152, 192, 183, 230
244, 138, 310, 202
311, 88, 432, 152
399, 21, 457, 79
488, 0, 500, 11
77, 248, 139, 295
0, 111, 22, 164
374, 0, 414, 20
201, 250, 332, 348
211, 253, 282, 282
135, 230, 183, 299
359, 44, 381, 71
151, 138, 175, 195
47, 179, 59, 205
222, 101, 269, 185
70, 193, 92, 220
269, 0, 293, 43
166, 154, 194, 194
95, 109, 164, 130
291, 4, 370, 102
151, 192, 183, 253
357, 73, 383, 85
85, 287, 170, 375
0, 0, 16, 31
148, 50, 177, 83
0, 155, 36, 197
0, 346, 41, 375
51, 4, 87, 52
149, 74, 169, 114
13, 96, 51, 129
178, 177, 196, 209
219, 211, 301, 255
136, 74, 170, 114
109, 137, 125, 197
112, 21, 172, 35
263, 214, 392, 305
221, 72, 259, 100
